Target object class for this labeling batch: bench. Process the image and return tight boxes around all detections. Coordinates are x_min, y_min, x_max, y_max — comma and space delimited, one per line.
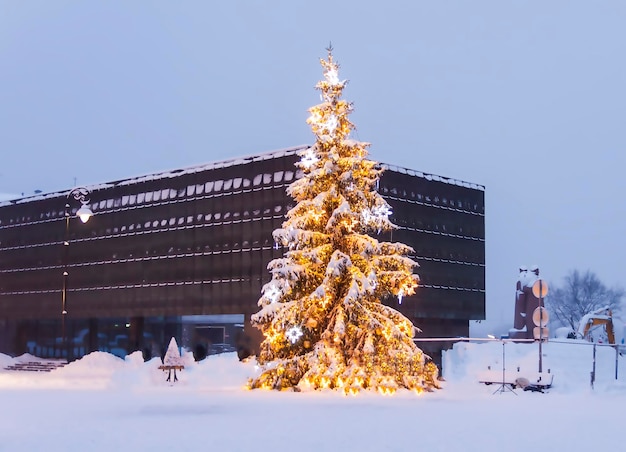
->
158, 365, 184, 382
3, 360, 67, 372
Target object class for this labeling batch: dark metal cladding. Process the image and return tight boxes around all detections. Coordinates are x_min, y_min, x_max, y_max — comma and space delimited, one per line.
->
0, 146, 484, 365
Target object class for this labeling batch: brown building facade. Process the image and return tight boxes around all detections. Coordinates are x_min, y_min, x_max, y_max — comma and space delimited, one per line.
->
0, 146, 485, 364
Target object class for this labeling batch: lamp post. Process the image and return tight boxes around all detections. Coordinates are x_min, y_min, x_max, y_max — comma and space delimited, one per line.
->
62, 187, 93, 359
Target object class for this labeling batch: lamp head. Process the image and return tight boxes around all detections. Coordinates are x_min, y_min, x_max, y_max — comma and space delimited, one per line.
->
76, 206, 93, 223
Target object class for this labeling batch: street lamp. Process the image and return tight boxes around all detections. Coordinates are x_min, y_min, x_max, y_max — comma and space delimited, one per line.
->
62, 187, 93, 359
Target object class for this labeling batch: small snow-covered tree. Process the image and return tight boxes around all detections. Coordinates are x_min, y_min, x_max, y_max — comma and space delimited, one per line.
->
249, 48, 439, 394
163, 337, 183, 367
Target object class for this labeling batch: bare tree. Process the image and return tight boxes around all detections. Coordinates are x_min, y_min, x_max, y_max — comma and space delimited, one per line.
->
548, 270, 624, 330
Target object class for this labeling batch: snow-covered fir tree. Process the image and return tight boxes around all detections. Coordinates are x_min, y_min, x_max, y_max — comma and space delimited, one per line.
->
163, 337, 183, 366
250, 48, 439, 394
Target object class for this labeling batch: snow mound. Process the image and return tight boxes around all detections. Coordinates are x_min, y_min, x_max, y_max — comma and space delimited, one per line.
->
61, 351, 125, 370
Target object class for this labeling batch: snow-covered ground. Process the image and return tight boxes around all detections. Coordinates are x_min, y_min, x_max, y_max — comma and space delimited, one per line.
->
1, 339, 624, 451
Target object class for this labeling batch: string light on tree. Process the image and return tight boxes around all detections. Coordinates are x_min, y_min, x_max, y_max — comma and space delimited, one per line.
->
249, 47, 439, 395
323, 114, 338, 134
362, 203, 392, 234
368, 271, 378, 292
372, 204, 392, 220
325, 65, 340, 85
300, 148, 319, 168
263, 284, 281, 304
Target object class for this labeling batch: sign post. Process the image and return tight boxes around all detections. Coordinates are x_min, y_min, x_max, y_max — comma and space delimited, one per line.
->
532, 279, 549, 372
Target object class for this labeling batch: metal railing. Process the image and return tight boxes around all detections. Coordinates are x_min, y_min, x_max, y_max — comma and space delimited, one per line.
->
414, 336, 624, 389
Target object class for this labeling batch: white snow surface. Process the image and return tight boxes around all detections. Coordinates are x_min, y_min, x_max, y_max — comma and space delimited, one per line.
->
1, 340, 624, 451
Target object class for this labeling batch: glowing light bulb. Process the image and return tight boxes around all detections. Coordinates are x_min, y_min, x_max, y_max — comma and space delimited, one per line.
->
77, 205, 92, 223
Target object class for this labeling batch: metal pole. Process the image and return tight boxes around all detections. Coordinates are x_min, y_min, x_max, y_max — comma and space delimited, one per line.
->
62, 202, 70, 359
61, 187, 92, 361
502, 340, 506, 386
591, 343, 597, 389
615, 345, 619, 380
538, 280, 543, 373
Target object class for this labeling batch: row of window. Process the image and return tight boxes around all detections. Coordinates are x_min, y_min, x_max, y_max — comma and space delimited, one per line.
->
380, 163, 485, 191
411, 252, 484, 266
394, 218, 483, 240
97, 207, 284, 240
380, 186, 483, 214
0, 264, 258, 296
3, 260, 483, 295
0, 240, 281, 275
5, 279, 484, 296
1, 173, 484, 229
0, 212, 282, 271
419, 284, 484, 292
2, 244, 483, 282
92, 171, 297, 213
2, 219, 484, 276
4, 225, 486, 274
0, 203, 287, 250
0, 170, 298, 227
2, 200, 484, 251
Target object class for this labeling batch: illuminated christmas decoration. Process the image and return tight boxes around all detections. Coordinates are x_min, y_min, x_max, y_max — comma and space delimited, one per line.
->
322, 114, 338, 134
325, 65, 340, 85
250, 47, 439, 395
286, 326, 303, 344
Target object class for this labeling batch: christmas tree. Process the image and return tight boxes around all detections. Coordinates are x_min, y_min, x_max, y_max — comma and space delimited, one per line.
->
163, 337, 183, 366
249, 48, 439, 395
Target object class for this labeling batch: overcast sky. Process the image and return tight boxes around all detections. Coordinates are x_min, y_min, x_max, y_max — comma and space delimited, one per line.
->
2, 1, 625, 334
